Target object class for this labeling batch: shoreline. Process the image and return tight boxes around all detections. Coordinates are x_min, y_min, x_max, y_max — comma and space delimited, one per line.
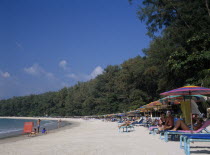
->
0, 117, 80, 144
0, 118, 209, 155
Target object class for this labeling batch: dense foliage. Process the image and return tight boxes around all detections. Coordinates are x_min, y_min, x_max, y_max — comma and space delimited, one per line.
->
0, 0, 210, 116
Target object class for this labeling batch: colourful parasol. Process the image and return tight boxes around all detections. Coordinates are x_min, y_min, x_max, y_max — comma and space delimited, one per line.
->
160, 86, 210, 96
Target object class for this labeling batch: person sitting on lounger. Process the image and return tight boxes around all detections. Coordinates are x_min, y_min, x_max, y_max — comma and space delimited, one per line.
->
170, 118, 204, 131
158, 111, 174, 131
158, 112, 166, 127
146, 116, 152, 123
118, 121, 132, 128
151, 119, 159, 126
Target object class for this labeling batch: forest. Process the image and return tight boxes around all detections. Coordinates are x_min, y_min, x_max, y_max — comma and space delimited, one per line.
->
0, 0, 210, 116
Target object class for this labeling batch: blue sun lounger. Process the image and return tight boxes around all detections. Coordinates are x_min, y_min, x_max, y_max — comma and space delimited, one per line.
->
180, 134, 210, 155
118, 124, 135, 133
132, 119, 144, 126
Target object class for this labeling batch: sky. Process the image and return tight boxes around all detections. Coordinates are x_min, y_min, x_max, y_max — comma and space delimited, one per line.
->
0, 0, 150, 99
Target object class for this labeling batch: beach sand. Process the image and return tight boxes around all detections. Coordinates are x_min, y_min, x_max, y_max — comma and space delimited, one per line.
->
0, 117, 209, 155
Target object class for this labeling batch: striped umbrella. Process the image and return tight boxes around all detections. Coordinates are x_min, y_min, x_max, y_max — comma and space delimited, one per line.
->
160, 86, 210, 96
149, 101, 163, 106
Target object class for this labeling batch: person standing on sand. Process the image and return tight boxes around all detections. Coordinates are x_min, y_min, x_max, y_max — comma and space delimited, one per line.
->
37, 119, 41, 133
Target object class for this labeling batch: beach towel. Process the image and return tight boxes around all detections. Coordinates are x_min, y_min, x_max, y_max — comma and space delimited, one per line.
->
181, 101, 191, 124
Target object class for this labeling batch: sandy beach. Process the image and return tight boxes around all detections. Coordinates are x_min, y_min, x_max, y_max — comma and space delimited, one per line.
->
0, 117, 209, 155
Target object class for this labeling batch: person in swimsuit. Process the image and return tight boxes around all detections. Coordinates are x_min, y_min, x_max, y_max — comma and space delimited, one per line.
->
158, 112, 166, 127
170, 118, 203, 131
159, 111, 174, 131
37, 119, 41, 133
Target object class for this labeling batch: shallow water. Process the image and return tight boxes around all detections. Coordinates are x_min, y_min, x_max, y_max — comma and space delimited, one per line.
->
0, 118, 64, 139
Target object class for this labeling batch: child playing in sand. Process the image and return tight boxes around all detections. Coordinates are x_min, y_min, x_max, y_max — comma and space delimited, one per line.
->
28, 128, 37, 136
41, 128, 47, 134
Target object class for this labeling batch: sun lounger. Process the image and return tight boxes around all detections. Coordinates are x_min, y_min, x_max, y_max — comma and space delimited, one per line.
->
163, 120, 210, 142
149, 126, 158, 134
132, 119, 144, 126
118, 124, 135, 133
180, 134, 210, 155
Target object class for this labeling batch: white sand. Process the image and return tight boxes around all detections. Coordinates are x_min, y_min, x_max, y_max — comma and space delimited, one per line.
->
0, 117, 209, 155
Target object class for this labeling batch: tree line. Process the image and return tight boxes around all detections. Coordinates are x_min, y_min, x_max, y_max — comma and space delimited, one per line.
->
0, 0, 210, 116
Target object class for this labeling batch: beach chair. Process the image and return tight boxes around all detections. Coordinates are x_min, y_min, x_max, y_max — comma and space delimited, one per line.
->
127, 124, 135, 131
163, 120, 210, 142
118, 124, 135, 133
180, 134, 210, 155
137, 119, 151, 127
117, 120, 124, 126
118, 120, 124, 123
149, 126, 158, 135
132, 119, 144, 126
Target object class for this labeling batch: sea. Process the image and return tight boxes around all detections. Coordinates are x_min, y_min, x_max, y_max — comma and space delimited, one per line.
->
0, 118, 66, 139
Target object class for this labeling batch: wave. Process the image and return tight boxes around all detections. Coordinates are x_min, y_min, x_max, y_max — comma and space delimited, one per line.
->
42, 120, 56, 127
0, 128, 22, 134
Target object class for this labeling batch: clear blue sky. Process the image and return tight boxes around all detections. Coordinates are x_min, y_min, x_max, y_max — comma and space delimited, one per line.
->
0, 0, 150, 99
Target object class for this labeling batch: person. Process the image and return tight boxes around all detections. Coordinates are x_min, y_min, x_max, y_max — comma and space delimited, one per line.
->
29, 128, 37, 136
192, 114, 199, 124
158, 111, 174, 131
158, 112, 166, 127
170, 118, 203, 131
132, 117, 136, 121
149, 113, 165, 131
57, 119, 62, 128
118, 120, 132, 128
151, 119, 159, 126
145, 116, 152, 123
41, 128, 47, 134
37, 119, 41, 133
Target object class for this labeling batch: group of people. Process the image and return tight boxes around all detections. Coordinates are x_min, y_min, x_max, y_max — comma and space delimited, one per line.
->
156, 111, 204, 131
118, 111, 205, 132
29, 118, 63, 136
29, 119, 47, 136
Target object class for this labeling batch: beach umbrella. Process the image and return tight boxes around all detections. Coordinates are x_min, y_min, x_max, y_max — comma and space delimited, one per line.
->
137, 106, 152, 116
160, 86, 210, 96
149, 101, 163, 106
117, 113, 126, 117
147, 101, 163, 117
127, 114, 135, 117
160, 86, 210, 130
160, 95, 205, 101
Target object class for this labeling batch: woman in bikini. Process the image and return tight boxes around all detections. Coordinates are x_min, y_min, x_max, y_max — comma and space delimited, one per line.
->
170, 118, 203, 131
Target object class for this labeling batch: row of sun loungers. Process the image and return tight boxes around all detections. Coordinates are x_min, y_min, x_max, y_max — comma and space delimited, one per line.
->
118, 118, 210, 155
118, 118, 146, 132
149, 120, 210, 155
